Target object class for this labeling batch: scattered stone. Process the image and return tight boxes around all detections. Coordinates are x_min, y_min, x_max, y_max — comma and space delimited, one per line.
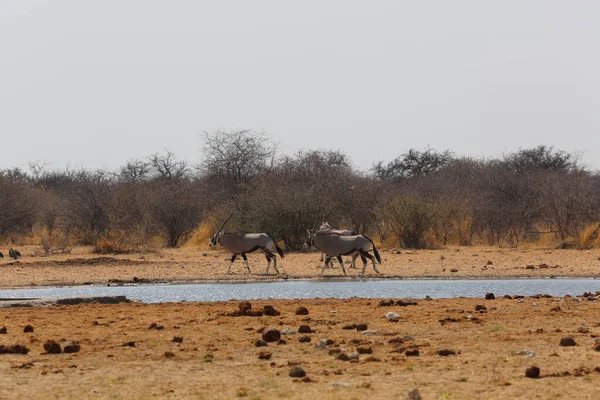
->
450, 268, 458, 273
43, 340, 62, 354
513, 349, 536, 358
63, 343, 81, 353
0, 327, 6, 334
577, 326, 590, 334
348, 352, 360, 360
357, 347, 372, 354
365, 356, 381, 362
406, 349, 420, 357
356, 323, 368, 331
485, 293, 495, 300
475, 305, 487, 311
378, 299, 394, 307
437, 349, 456, 356
281, 329, 297, 335
148, 323, 164, 330
396, 300, 418, 306
550, 306, 562, 312
388, 337, 404, 344
439, 317, 460, 325
164, 351, 175, 358
295, 306, 309, 315
404, 335, 415, 341
593, 343, 600, 352
526, 265, 535, 270
299, 336, 311, 343
255, 339, 268, 347
559, 337, 577, 347
262, 327, 281, 342
278, 339, 287, 345
336, 353, 350, 361
503, 295, 513, 299
239, 301, 252, 314
258, 351, 272, 360
525, 366, 540, 379
289, 367, 306, 378
361, 330, 379, 335
202, 252, 208, 257
298, 325, 313, 334
314, 340, 328, 349
0, 345, 29, 355
440, 255, 446, 260
342, 324, 357, 330
330, 381, 351, 387
123, 341, 136, 347
424, 295, 432, 301
172, 336, 183, 343
263, 305, 280, 316
407, 388, 423, 400
385, 312, 400, 322
23, 325, 34, 333
486, 260, 493, 265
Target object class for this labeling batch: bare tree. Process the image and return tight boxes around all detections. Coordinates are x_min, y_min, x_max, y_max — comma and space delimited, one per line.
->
503, 145, 580, 173
373, 147, 454, 181
148, 151, 190, 180
119, 159, 152, 182
199, 129, 277, 190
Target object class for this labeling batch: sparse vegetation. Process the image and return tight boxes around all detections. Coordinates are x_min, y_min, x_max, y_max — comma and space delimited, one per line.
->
1, 136, 599, 250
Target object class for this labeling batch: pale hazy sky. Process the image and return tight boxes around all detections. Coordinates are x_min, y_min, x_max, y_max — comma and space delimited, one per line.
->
2, 1, 600, 173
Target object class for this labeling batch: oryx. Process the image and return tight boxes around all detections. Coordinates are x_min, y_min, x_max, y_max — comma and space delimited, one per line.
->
305, 225, 381, 276
209, 213, 284, 275
8, 248, 21, 260
317, 222, 360, 269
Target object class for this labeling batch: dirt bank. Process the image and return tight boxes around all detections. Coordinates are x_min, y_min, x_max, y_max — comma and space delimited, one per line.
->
0, 296, 599, 399
0, 246, 599, 288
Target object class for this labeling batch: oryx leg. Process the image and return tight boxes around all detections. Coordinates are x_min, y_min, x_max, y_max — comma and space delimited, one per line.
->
350, 252, 360, 269
358, 250, 379, 276
262, 248, 279, 274
321, 256, 332, 275
336, 255, 347, 276
241, 253, 251, 273
227, 254, 238, 274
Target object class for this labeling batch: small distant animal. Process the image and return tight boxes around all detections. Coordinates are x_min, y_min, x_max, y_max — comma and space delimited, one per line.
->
8, 248, 21, 260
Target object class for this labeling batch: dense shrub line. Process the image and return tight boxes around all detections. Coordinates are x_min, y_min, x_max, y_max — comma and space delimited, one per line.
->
1, 131, 599, 251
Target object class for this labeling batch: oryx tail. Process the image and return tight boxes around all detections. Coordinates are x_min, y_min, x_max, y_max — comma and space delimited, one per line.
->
363, 236, 381, 264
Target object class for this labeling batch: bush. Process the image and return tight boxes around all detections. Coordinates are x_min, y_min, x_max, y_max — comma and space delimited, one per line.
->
377, 196, 438, 249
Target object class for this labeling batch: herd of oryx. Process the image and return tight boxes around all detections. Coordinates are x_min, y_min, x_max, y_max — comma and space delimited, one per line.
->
209, 213, 382, 276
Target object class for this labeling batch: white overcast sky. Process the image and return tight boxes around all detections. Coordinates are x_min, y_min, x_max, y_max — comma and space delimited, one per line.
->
1, 1, 599, 173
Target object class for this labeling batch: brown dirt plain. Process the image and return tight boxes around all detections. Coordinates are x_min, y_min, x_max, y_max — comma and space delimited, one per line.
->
1, 246, 600, 399
0, 245, 599, 287
1, 297, 600, 399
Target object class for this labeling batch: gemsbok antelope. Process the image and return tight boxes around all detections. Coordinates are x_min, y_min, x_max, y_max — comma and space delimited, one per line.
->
317, 222, 360, 269
305, 224, 381, 276
209, 213, 284, 275
8, 248, 21, 260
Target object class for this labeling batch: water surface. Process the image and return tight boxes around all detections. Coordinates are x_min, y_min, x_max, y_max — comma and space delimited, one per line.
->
0, 279, 598, 303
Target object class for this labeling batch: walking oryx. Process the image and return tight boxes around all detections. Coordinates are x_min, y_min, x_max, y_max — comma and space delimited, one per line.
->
305, 224, 381, 276
8, 248, 21, 260
317, 222, 360, 269
209, 213, 284, 275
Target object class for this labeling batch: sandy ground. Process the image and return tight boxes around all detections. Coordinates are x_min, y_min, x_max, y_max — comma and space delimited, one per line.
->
0, 246, 600, 288
1, 296, 600, 399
